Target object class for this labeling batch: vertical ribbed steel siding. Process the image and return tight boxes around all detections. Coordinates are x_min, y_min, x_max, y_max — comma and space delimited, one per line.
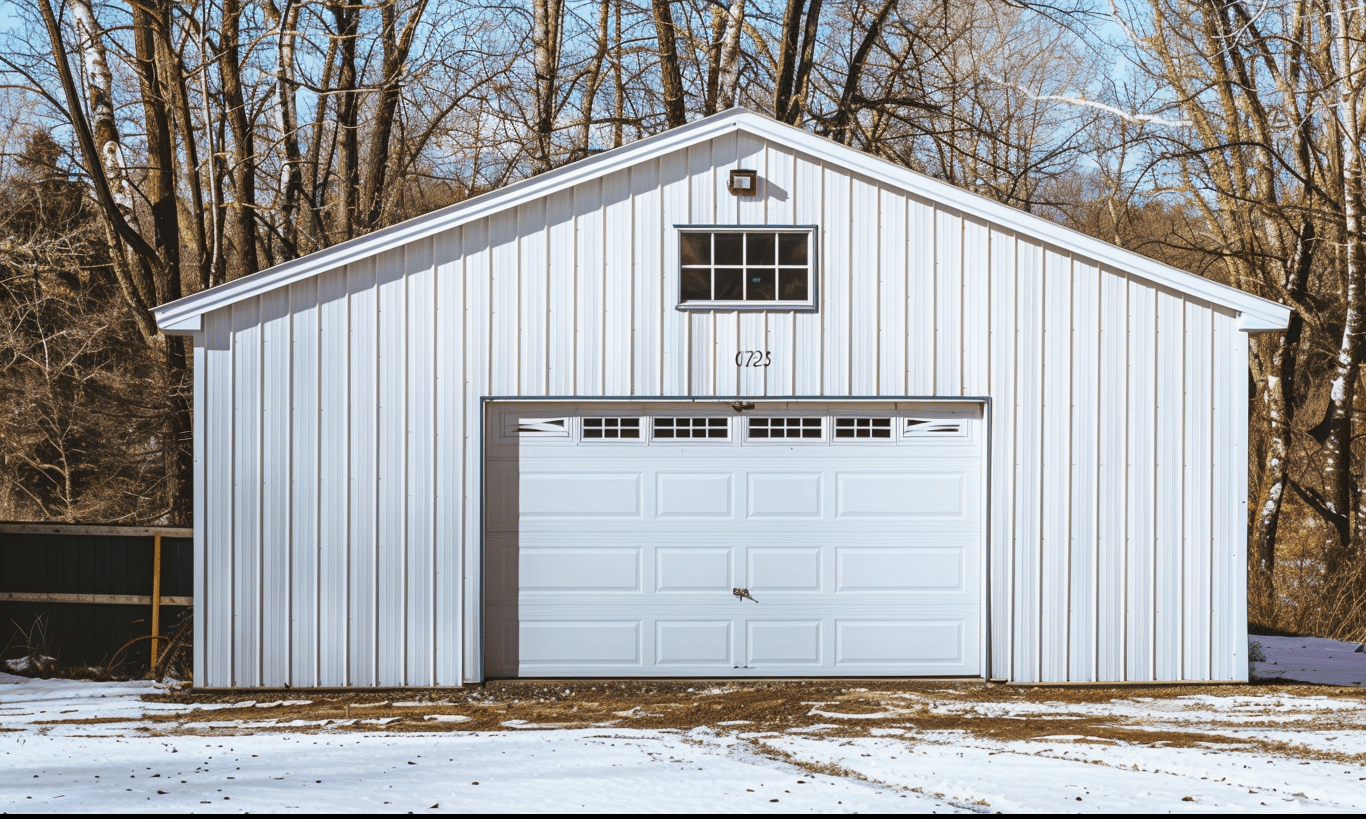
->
196, 131, 1250, 686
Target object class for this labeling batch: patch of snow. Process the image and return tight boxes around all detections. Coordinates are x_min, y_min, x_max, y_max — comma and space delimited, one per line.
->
1254, 635, 1366, 686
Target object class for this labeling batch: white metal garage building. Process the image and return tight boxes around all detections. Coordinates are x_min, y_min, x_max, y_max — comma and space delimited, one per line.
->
153, 108, 1290, 688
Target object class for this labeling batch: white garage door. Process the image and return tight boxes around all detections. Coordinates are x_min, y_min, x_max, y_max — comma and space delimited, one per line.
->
484, 403, 984, 678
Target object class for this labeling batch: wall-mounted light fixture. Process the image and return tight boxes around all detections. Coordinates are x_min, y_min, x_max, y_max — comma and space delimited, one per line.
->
727, 169, 759, 196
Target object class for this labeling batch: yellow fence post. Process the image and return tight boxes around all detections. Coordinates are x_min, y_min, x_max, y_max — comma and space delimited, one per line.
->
150, 535, 162, 670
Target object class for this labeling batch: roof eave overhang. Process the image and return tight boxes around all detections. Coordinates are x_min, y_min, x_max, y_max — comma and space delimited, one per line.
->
154, 108, 1291, 335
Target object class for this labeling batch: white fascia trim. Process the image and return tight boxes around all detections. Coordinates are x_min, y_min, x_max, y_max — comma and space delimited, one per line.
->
153, 110, 754, 330
737, 117, 1291, 332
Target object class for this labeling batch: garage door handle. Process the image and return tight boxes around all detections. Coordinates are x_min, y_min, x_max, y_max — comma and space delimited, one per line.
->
732, 588, 758, 603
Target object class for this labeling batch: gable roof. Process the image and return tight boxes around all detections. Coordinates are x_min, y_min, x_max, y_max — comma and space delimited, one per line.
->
154, 108, 1290, 334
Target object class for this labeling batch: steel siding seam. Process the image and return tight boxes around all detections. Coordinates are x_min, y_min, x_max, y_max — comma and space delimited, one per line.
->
988, 228, 1016, 679
192, 336, 206, 683
1154, 291, 1184, 680
1040, 249, 1071, 682
1096, 271, 1128, 680
1012, 240, 1042, 682
1068, 260, 1100, 682
1233, 329, 1250, 681
1127, 280, 1157, 681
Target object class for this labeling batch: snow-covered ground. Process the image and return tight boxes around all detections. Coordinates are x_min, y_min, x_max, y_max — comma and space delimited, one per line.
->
3, 635, 1366, 813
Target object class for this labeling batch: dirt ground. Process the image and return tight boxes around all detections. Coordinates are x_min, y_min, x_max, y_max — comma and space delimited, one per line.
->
82, 678, 1364, 764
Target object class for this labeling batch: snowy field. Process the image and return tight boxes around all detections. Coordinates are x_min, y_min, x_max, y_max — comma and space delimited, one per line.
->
3, 634, 1366, 813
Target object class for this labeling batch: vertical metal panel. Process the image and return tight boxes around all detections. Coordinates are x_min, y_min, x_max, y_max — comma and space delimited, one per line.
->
764, 144, 796, 396
987, 228, 1016, 679
347, 259, 379, 685
878, 189, 908, 395
547, 190, 577, 394
1096, 269, 1129, 680
1211, 310, 1240, 680
289, 279, 319, 686
822, 166, 850, 395
519, 199, 549, 396
434, 227, 464, 685
203, 311, 233, 685
632, 159, 663, 395
259, 287, 292, 686
576, 179, 605, 394
317, 266, 350, 685
1039, 249, 1072, 682
1183, 302, 1213, 680
849, 177, 879, 395
660, 149, 690, 394
1012, 239, 1044, 682
603, 168, 634, 394
961, 218, 989, 395
490, 211, 519, 396
907, 197, 936, 393
406, 238, 437, 685
376, 250, 408, 685
192, 339, 207, 683
1068, 259, 1100, 681
463, 221, 492, 680
231, 298, 262, 686
934, 210, 963, 394
1154, 289, 1185, 680
1126, 279, 1157, 681
792, 152, 823, 394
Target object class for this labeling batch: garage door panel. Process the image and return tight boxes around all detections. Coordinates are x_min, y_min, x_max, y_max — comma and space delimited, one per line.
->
746, 621, 822, 665
521, 547, 641, 593
655, 620, 733, 666
835, 619, 967, 666
656, 547, 733, 592
836, 547, 965, 593
836, 472, 970, 518
747, 547, 823, 593
655, 473, 735, 518
519, 472, 643, 517
746, 473, 823, 518
520, 621, 642, 665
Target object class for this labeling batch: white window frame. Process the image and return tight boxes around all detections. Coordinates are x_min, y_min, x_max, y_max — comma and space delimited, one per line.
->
674, 225, 818, 311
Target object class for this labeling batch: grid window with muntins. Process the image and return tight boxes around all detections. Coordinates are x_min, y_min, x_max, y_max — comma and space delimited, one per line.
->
833, 418, 893, 439
582, 417, 641, 439
653, 417, 730, 439
679, 230, 811, 304
747, 417, 823, 439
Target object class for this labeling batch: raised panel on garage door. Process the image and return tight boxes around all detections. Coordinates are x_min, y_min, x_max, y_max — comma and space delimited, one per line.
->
484, 404, 984, 677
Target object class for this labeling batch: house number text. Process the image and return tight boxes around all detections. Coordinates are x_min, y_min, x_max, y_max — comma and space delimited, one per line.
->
735, 350, 772, 367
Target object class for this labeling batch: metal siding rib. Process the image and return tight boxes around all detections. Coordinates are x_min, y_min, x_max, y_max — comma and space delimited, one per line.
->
850, 176, 879, 395
961, 218, 989, 396
259, 287, 292, 686
520, 199, 549, 396
793, 152, 823, 394
604, 169, 634, 395
231, 298, 262, 687
1183, 302, 1213, 681
1097, 269, 1129, 680
1210, 311, 1237, 680
764, 141, 797, 396
822, 166, 850, 395
1126, 280, 1157, 681
376, 249, 408, 685
203, 312, 234, 686
660, 149, 690, 395
632, 159, 663, 395
1039, 249, 1072, 682
576, 180, 604, 394
407, 239, 437, 685
1154, 290, 1184, 680
462, 221, 491, 680
935, 209, 963, 395
1231, 327, 1250, 681
347, 260, 379, 686
1069, 260, 1100, 681
317, 267, 350, 685
490, 211, 520, 397
289, 279, 320, 687
192, 338, 207, 683
434, 227, 464, 685
908, 197, 936, 394
988, 228, 1016, 679
547, 190, 576, 395
879, 189, 908, 396
1012, 239, 1044, 682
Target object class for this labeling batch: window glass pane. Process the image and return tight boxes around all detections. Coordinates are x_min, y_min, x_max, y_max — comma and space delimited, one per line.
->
746, 233, 775, 265
714, 233, 744, 265
779, 233, 808, 265
779, 269, 808, 300
714, 267, 743, 300
681, 267, 711, 301
680, 233, 711, 265
745, 268, 775, 300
